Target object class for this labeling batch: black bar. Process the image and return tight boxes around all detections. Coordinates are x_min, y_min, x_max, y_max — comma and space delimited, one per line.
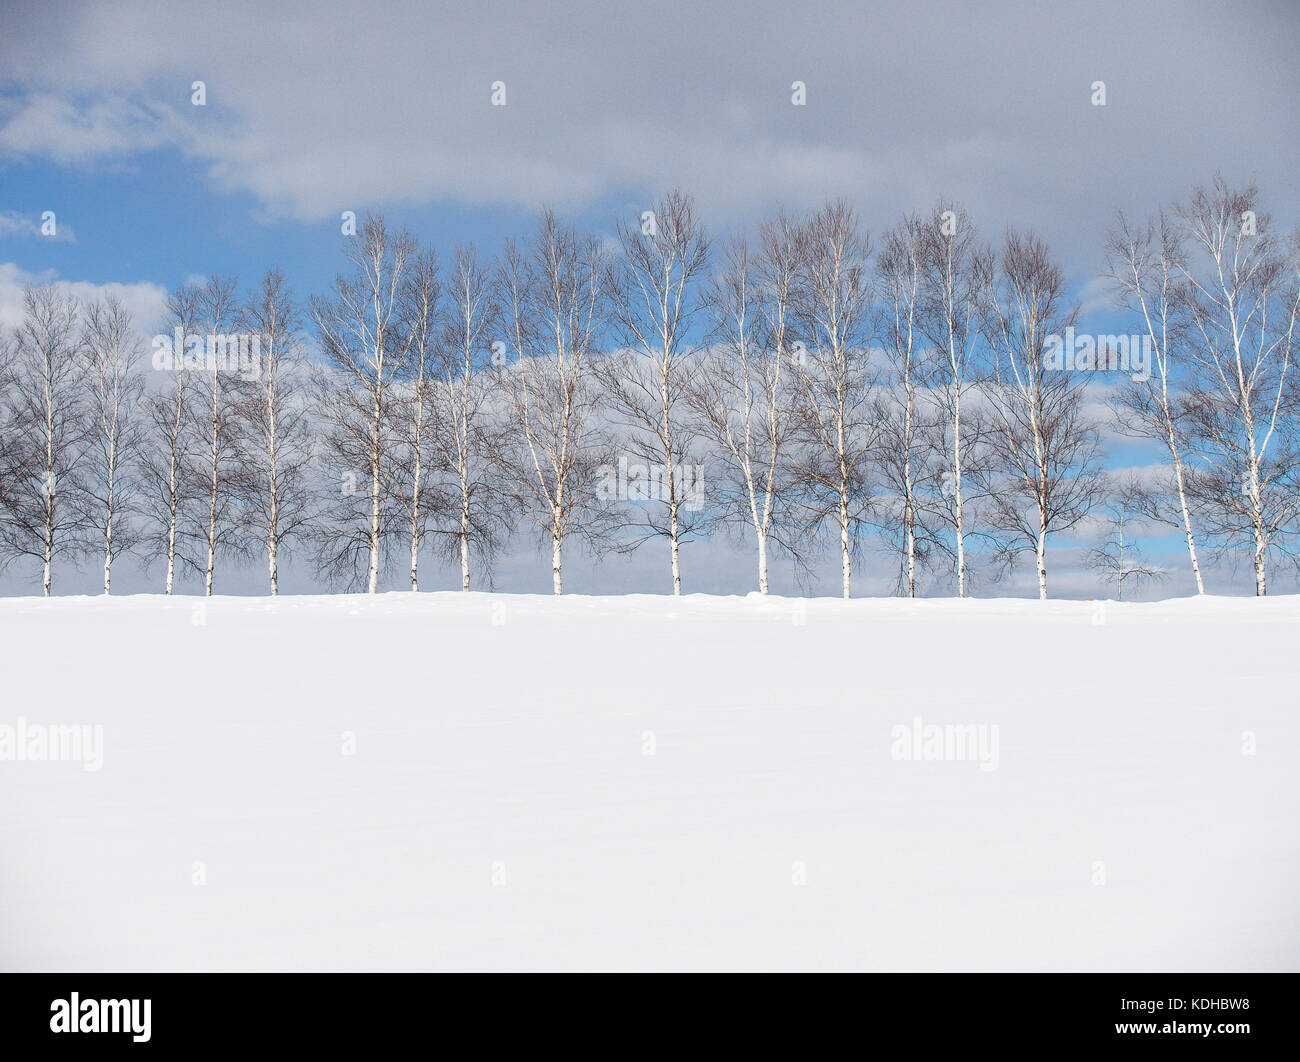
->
0, 973, 1289, 1050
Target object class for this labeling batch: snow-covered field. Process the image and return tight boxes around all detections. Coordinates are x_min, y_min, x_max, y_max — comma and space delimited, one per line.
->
1, 591, 1296, 971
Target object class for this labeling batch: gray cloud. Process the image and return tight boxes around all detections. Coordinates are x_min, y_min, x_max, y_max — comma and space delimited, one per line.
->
1, 0, 1296, 271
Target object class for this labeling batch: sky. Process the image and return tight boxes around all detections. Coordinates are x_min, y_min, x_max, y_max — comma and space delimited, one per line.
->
1, 0, 1298, 597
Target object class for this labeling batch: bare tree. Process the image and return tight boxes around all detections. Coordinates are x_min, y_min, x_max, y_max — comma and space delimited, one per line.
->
0, 327, 18, 567
877, 213, 939, 597
1104, 208, 1206, 594
980, 230, 1104, 598
1088, 476, 1167, 600
1175, 177, 1300, 595
140, 284, 200, 593
918, 201, 993, 597
311, 214, 415, 592
600, 190, 711, 594
186, 275, 246, 596
390, 248, 442, 591
2, 285, 86, 595
434, 243, 513, 590
234, 267, 316, 595
498, 210, 616, 594
80, 295, 146, 593
787, 201, 879, 598
691, 225, 803, 593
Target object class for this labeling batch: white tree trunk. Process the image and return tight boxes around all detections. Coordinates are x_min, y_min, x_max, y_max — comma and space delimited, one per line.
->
903, 448, 915, 598
205, 373, 218, 597
1036, 518, 1048, 600
905, 508, 915, 598
103, 516, 113, 595
953, 399, 966, 599
104, 432, 117, 595
368, 469, 381, 595
840, 488, 851, 599
368, 401, 382, 595
165, 384, 181, 595
165, 513, 176, 595
551, 529, 563, 596
43, 425, 53, 597
1170, 448, 1203, 595
267, 384, 279, 597
670, 499, 681, 596
901, 379, 915, 598
204, 530, 215, 596
409, 393, 423, 592
409, 444, 420, 593
1247, 450, 1267, 596
460, 502, 471, 592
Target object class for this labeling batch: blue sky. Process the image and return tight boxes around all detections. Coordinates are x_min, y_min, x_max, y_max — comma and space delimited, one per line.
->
2, 146, 584, 311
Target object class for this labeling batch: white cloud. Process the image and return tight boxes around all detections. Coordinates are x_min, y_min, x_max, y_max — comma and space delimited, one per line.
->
0, 209, 75, 243
0, 93, 178, 166
0, 262, 168, 334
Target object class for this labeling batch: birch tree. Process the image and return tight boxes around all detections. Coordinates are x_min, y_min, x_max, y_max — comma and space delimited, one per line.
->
187, 275, 246, 596
600, 190, 711, 594
390, 248, 441, 591
234, 267, 316, 595
918, 201, 992, 597
312, 214, 415, 592
1103, 209, 1206, 594
1175, 177, 1300, 595
787, 201, 879, 598
498, 210, 616, 594
980, 230, 1104, 598
434, 243, 514, 590
2, 285, 85, 595
0, 327, 17, 572
691, 226, 803, 593
140, 284, 200, 593
80, 295, 146, 594
877, 213, 939, 597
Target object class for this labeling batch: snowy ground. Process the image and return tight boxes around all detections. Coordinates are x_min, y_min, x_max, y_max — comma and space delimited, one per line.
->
1, 591, 1296, 971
